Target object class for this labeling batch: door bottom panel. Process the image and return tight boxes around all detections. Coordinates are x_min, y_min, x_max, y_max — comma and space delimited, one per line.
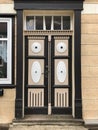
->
52, 107, 72, 114
25, 107, 48, 114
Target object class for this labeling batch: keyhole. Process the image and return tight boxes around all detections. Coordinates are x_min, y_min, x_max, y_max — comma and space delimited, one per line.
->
35, 46, 38, 49
61, 46, 63, 49
61, 71, 63, 73
35, 71, 37, 73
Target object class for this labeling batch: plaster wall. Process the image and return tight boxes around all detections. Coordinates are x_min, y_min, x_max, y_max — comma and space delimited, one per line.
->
81, 0, 98, 122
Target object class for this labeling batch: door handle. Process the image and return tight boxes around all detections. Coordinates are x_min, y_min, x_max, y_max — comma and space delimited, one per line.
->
41, 70, 49, 74
45, 65, 48, 69
41, 70, 49, 78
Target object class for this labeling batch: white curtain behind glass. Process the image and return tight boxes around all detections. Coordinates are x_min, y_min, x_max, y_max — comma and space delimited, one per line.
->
0, 41, 7, 63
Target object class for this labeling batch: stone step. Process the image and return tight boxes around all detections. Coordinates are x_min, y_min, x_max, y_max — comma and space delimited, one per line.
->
9, 124, 88, 130
8, 115, 88, 130
12, 115, 84, 125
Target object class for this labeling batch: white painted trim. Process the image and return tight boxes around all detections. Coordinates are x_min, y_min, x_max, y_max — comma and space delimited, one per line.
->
82, 4, 98, 14
0, 4, 16, 14
84, 119, 98, 125
0, 18, 12, 84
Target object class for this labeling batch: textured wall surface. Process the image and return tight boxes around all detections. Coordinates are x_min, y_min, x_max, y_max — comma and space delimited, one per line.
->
0, 89, 16, 123
0, 0, 13, 4
85, 0, 98, 3
81, 0, 98, 121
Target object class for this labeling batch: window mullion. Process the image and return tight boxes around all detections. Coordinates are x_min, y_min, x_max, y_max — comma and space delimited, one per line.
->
51, 16, 54, 30
34, 16, 36, 30
43, 16, 45, 30
61, 16, 63, 30
0, 38, 8, 41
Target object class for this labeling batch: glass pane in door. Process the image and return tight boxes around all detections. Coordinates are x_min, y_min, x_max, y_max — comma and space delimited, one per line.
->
26, 16, 34, 30
45, 16, 52, 30
36, 16, 43, 30
63, 16, 70, 30
54, 16, 61, 30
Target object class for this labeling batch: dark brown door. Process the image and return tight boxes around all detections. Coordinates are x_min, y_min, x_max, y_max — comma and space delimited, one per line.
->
25, 36, 48, 114
51, 36, 72, 114
25, 35, 72, 115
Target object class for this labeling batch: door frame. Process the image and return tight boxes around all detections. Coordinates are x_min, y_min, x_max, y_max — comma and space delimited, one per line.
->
14, 0, 84, 119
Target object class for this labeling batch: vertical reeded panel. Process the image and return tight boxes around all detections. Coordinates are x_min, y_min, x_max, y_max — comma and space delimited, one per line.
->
55, 88, 69, 107
28, 89, 44, 107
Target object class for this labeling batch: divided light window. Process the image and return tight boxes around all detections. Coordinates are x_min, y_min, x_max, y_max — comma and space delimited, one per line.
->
0, 18, 12, 84
26, 16, 71, 30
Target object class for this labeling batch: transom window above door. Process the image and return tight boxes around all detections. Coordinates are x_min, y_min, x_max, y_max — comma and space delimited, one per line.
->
25, 16, 71, 31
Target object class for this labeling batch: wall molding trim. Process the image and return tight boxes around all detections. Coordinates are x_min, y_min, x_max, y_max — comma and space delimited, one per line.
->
82, 4, 98, 14
85, 119, 98, 125
0, 4, 16, 14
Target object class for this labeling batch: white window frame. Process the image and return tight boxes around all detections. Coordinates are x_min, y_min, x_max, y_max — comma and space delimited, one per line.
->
0, 18, 12, 84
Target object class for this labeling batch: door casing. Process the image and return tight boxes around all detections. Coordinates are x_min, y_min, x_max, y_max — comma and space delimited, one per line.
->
15, 4, 83, 119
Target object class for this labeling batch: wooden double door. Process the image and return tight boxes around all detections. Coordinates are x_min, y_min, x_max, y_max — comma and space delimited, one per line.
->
25, 35, 72, 115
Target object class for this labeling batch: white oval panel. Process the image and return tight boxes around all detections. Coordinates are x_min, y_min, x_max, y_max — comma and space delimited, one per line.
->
31, 42, 41, 53
57, 42, 67, 53
57, 61, 67, 83
31, 61, 41, 83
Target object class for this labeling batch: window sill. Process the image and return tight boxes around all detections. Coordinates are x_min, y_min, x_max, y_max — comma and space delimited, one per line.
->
0, 84, 16, 89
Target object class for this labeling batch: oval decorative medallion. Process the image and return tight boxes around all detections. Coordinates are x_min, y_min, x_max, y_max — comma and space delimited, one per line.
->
57, 61, 66, 83
56, 42, 67, 53
31, 61, 41, 83
31, 42, 41, 53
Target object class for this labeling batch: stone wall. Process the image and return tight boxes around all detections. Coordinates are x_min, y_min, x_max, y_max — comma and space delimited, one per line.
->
0, 89, 15, 123
81, 0, 98, 122
0, 0, 13, 4
84, 0, 98, 3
